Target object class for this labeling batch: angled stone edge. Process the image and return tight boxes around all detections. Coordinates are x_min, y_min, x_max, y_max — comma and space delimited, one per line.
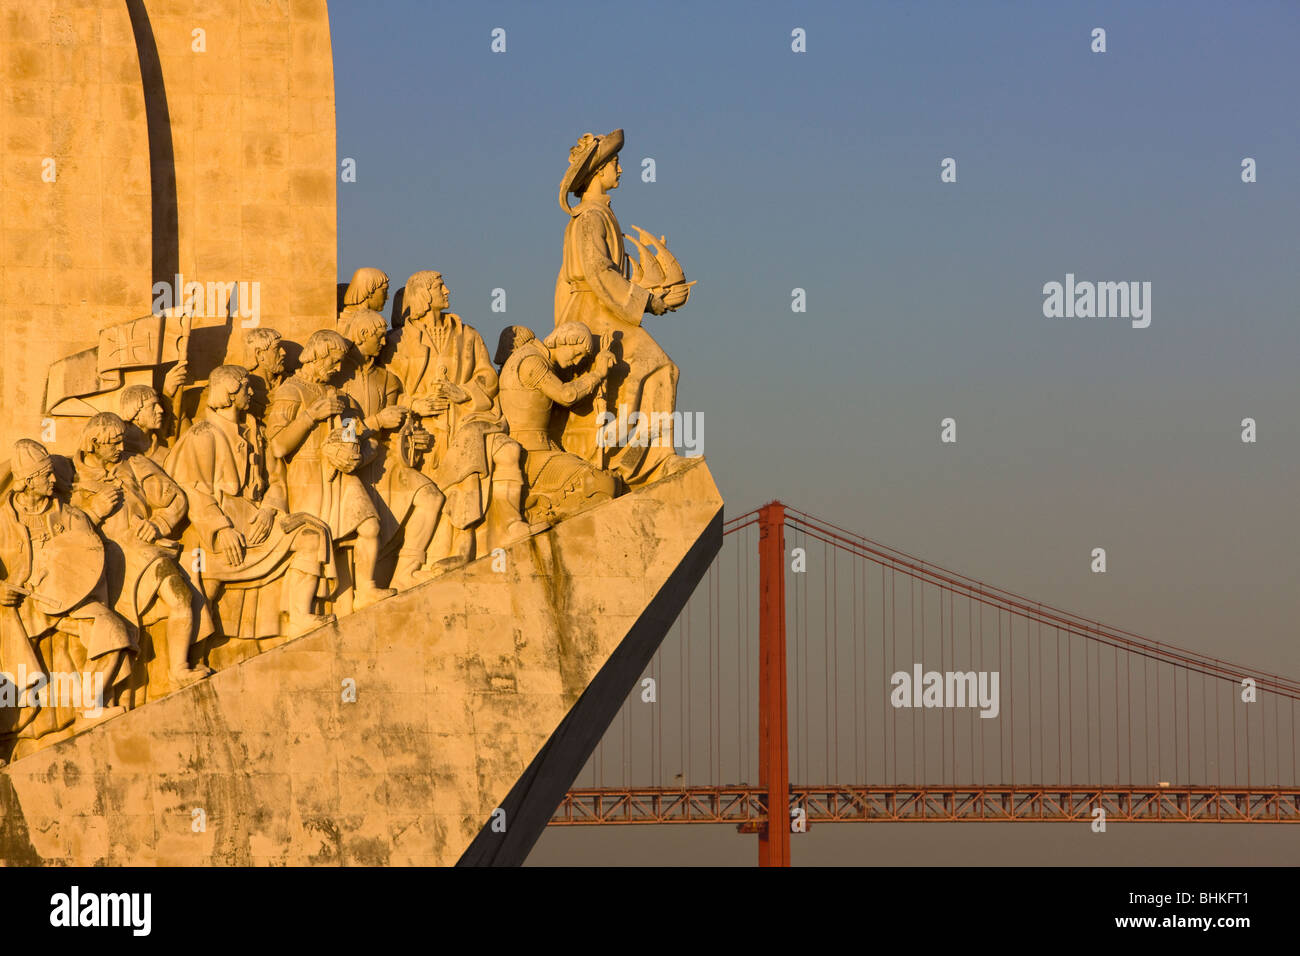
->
0, 458, 723, 866
458, 486, 723, 866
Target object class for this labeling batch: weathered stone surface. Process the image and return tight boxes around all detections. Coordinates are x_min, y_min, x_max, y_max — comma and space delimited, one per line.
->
0, 459, 722, 865
1, 0, 710, 867
0, 0, 153, 447
0, 0, 337, 451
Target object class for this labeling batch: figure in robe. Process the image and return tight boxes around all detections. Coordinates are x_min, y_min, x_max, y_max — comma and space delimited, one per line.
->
264, 330, 395, 609
166, 365, 335, 640
386, 270, 530, 568
243, 327, 289, 424
70, 413, 213, 685
339, 308, 444, 589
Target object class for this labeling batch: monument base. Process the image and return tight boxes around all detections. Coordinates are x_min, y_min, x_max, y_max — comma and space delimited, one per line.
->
0, 460, 723, 866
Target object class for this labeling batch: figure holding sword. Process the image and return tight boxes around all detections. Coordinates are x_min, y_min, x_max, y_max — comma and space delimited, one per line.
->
0, 440, 136, 726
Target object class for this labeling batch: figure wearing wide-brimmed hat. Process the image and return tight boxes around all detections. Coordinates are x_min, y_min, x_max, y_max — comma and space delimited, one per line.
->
553, 128, 691, 487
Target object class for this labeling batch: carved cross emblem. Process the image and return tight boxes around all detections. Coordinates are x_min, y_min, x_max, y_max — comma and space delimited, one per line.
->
101, 322, 158, 369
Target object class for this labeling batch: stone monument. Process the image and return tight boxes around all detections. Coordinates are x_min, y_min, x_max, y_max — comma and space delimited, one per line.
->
0, 2, 720, 866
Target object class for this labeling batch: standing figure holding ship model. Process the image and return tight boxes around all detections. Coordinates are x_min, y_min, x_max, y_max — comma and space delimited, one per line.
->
554, 128, 694, 487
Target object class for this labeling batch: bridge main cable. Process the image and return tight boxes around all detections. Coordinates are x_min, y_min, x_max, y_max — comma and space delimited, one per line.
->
784, 507, 1300, 701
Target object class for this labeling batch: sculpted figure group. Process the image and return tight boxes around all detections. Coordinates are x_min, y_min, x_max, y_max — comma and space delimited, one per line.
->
0, 128, 691, 759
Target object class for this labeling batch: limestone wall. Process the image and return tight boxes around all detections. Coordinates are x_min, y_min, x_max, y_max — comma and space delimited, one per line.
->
0, 0, 153, 446
0, 0, 337, 449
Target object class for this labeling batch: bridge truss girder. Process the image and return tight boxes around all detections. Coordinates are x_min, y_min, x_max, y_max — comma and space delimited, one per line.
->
551, 786, 1300, 825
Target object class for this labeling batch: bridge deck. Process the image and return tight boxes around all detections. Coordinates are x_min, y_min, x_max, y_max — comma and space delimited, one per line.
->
551, 786, 1300, 824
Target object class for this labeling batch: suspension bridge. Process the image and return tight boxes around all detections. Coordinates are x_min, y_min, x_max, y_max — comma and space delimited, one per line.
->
549, 502, 1300, 866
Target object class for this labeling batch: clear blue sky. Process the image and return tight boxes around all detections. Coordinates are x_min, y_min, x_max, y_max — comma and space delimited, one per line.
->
330, 0, 1300, 864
